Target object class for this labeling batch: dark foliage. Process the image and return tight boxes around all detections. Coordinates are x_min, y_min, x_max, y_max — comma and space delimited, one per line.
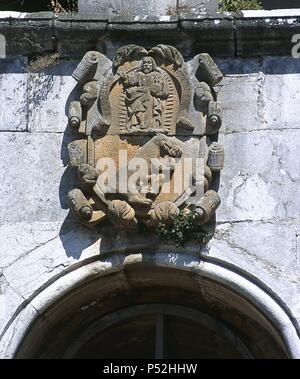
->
0, 1, 77, 12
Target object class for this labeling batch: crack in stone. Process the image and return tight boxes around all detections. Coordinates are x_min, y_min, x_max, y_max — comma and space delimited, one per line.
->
221, 127, 300, 136
2, 235, 59, 270
232, 174, 250, 211
271, 136, 297, 184
217, 219, 292, 225
1, 273, 28, 303
0, 273, 32, 345
257, 71, 267, 128
215, 233, 296, 279
44, 261, 71, 274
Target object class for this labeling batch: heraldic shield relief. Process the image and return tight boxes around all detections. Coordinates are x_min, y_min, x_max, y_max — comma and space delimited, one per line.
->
67, 44, 224, 242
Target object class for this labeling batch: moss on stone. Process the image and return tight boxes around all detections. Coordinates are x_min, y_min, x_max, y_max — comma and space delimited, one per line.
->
219, 0, 263, 12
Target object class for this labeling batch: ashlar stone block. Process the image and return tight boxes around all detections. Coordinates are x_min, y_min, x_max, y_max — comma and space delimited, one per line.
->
0, 58, 28, 131
218, 130, 300, 222
217, 75, 260, 133
28, 61, 79, 133
0, 132, 79, 224
263, 73, 300, 130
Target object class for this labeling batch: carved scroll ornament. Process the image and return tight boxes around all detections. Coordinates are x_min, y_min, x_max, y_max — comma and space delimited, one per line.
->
67, 44, 224, 242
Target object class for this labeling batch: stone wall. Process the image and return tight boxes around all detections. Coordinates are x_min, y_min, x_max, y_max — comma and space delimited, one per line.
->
0, 12, 300, 358
78, 0, 219, 16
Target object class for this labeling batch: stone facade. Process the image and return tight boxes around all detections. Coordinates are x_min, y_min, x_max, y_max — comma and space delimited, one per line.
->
0, 11, 300, 358
78, 0, 219, 16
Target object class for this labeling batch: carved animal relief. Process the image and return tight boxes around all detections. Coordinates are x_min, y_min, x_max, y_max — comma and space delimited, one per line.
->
67, 44, 224, 242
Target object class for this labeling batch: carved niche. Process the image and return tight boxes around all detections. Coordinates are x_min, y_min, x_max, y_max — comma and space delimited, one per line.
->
67, 45, 224, 241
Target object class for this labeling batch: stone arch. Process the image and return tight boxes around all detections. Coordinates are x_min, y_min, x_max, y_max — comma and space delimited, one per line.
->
2, 251, 300, 359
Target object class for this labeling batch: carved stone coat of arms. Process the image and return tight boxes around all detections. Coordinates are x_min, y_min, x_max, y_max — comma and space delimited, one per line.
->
67, 44, 224, 242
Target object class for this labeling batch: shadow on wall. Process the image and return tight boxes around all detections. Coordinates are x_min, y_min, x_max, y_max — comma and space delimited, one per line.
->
58, 140, 102, 260
213, 56, 300, 76
59, 74, 82, 213
0, 57, 28, 74
1, 48, 300, 76
0, 57, 80, 74
1, 56, 299, 77
58, 76, 103, 259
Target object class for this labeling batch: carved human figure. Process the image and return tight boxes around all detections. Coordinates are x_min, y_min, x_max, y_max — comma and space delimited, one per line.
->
120, 57, 169, 132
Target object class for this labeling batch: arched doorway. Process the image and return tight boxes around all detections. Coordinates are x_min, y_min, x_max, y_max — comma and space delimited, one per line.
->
13, 254, 298, 359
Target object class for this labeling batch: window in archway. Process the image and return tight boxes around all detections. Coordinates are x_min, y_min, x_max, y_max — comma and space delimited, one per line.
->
71, 305, 253, 359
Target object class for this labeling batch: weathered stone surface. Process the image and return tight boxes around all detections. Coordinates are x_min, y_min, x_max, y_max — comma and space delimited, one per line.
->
0, 222, 62, 270
213, 221, 298, 275
207, 221, 300, 316
236, 16, 300, 56
214, 57, 261, 75
2, 224, 101, 300
0, 275, 24, 337
28, 61, 79, 133
0, 304, 38, 359
178, 0, 219, 14
0, 14, 299, 60
54, 14, 107, 58
107, 15, 178, 32
189, 56, 300, 134
217, 75, 260, 133
0, 133, 79, 223
180, 16, 235, 56
78, 0, 176, 16
262, 73, 300, 130
0, 16, 55, 58
78, 0, 219, 15
0, 58, 28, 132
218, 130, 300, 222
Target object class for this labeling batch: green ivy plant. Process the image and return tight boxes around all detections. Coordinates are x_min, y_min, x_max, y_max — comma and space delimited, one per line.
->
219, 0, 263, 12
156, 207, 213, 247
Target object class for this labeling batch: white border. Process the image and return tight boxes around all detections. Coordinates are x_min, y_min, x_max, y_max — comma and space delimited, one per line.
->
242, 9, 300, 17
